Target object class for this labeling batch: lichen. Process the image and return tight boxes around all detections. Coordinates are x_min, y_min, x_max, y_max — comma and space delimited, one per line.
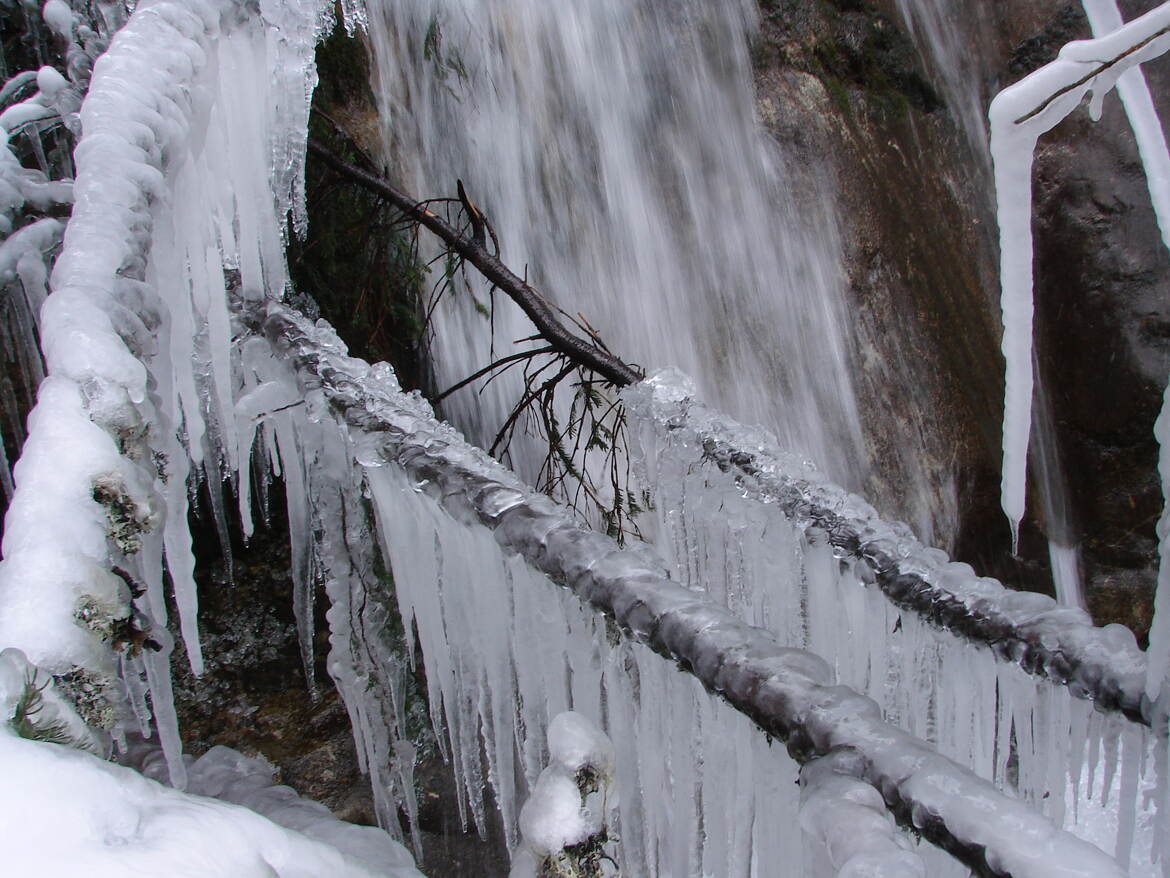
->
92, 474, 153, 554
73, 593, 123, 642
53, 666, 120, 732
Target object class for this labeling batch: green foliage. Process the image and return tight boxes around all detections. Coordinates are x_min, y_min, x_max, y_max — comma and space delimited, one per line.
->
9, 671, 86, 749
422, 15, 469, 95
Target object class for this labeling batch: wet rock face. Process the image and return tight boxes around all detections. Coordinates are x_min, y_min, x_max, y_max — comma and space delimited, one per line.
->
753, 0, 1008, 563
751, 0, 1170, 632
1031, 84, 1170, 635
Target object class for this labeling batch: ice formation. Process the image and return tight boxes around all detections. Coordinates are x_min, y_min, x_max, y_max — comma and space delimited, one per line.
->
623, 368, 1160, 871
989, 2, 1170, 551
988, 0, 1170, 737
0, 0, 421, 874
260, 299, 1126, 877
0, 0, 1162, 875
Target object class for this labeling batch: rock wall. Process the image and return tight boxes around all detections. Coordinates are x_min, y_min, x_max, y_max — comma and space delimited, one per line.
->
751, 0, 1170, 635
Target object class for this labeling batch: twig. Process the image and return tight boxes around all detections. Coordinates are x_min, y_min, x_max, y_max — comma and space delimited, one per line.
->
307, 139, 642, 388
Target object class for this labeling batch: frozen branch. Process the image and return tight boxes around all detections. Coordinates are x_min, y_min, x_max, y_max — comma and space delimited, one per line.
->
257, 296, 1124, 878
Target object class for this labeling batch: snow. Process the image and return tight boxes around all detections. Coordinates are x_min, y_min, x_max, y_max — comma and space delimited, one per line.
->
0, 647, 422, 876
514, 711, 615, 866
547, 710, 615, 776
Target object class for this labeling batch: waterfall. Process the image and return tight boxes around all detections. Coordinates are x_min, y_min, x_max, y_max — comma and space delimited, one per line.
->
363, 0, 867, 492
895, 0, 1088, 606
0, 1, 1165, 875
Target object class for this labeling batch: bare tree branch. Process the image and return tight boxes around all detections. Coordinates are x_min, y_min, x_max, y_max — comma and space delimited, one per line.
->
306, 140, 643, 388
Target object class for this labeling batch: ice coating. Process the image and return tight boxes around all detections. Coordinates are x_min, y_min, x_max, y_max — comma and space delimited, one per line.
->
625, 367, 1165, 870
0, 0, 330, 785
800, 752, 925, 878
1149, 382, 1170, 705
259, 298, 1124, 878
1072, 0, 1170, 722
990, 2, 1170, 551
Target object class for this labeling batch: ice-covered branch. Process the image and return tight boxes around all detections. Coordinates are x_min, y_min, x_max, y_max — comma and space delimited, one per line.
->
990, 1, 1170, 550
626, 371, 1150, 722
256, 297, 1124, 878
0, 0, 328, 786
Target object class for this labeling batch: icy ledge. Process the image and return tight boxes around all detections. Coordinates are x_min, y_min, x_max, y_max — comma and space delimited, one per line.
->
625, 369, 1149, 724
257, 300, 1124, 878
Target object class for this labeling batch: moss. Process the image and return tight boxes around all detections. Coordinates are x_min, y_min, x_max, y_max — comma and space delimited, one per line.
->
287, 20, 428, 392
754, 0, 941, 123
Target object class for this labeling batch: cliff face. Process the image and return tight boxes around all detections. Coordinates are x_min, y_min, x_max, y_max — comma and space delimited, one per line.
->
750, 0, 1170, 634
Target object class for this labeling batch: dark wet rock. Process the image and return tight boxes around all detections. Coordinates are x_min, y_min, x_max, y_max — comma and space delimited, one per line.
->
751, 0, 1170, 630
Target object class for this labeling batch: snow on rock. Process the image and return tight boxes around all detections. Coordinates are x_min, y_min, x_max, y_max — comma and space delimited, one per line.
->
0, 732, 422, 877
547, 710, 615, 778
130, 743, 424, 878
513, 712, 616, 873
0, 647, 423, 875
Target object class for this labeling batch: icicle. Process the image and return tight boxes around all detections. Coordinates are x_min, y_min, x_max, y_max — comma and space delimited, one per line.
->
1147, 382, 1170, 705
988, 2, 1170, 549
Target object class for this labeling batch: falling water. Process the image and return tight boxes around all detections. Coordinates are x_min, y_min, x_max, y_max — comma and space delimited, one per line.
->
364, 0, 867, 491
895, 0, 1086, 606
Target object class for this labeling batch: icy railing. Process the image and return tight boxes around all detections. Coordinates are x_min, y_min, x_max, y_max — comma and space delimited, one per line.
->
626, 370, 1161, 872
627, 370, 1149, 720
257, 298, 1125, 878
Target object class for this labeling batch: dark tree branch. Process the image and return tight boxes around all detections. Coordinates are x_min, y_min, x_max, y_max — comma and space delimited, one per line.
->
307, 139, 643, 388
432, 345, 556, 403
1014, 23, 1170, 124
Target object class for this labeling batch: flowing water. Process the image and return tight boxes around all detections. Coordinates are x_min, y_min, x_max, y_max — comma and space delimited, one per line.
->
895, 0, 1086, 605
364, 0, 867, 492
